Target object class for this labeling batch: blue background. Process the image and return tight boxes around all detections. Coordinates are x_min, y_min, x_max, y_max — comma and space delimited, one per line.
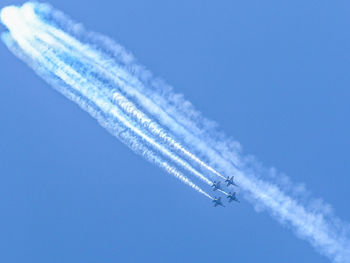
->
0, 1, 349, 262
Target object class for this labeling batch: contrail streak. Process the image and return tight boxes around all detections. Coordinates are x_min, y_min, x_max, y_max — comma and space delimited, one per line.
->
15, 4, 227, 180
0, 8, 212, 200
7, 7, 216, 187
1, 2, 349, 262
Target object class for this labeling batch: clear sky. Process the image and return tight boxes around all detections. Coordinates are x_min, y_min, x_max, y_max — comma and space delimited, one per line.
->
0, 0, 349, 262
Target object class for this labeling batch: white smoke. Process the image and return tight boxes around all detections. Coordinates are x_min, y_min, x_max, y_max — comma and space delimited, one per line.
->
1, 2, 349, 262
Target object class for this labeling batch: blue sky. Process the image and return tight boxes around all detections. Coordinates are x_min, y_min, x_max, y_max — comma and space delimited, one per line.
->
0, 0, 349, 262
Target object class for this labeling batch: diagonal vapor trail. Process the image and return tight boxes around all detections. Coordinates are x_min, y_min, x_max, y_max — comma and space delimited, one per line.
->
11, 7, 218, 187
0, 10, 213, 199
2, 32, 213, 199
15, 4, 227, 180
1, 2, 350, 262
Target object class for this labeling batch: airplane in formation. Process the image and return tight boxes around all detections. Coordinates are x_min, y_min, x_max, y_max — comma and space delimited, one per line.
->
212, 197, 225, 207
225, 176, 238, 187
211, 181, 222, 191
227, 192, 240, 203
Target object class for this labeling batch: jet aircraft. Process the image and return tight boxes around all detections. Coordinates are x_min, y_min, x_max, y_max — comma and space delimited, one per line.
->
213, 196, 225, 207
227, 192, 240, 203
211, 181, 222, 191
225, 176, 238, 187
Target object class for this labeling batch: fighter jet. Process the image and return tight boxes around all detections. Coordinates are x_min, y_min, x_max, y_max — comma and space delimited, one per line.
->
211, 181, 222, 191
225, 176, 238, 187
227, 192, 240, 203
213, 196, 225, 207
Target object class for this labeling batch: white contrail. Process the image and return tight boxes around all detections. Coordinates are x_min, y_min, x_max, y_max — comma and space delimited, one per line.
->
14, 3, 227, 180
4, 6, 215, 188
1, 2, 350, 262
0, 8, 212, 200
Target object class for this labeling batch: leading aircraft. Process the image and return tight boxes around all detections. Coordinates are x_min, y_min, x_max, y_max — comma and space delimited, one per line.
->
213, 196, 225, 207
227, 192, 240, 203
211, 181, 222, 191
225, 176, 238, 187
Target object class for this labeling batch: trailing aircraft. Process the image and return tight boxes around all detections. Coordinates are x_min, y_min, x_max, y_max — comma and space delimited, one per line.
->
213, 196, 225, 207
225, 176, 238, 187
227, 192, 240, 203
211, 181, 222, 191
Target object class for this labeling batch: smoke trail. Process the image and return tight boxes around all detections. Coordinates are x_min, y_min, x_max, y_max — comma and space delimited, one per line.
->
0, 9, 212, 200
1, 2, 350, 262
5, 6, 215, 188
13, 5, 216, 188
14, 3, 227, 180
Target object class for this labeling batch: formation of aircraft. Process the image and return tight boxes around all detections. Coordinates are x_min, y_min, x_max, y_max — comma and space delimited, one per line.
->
211, 175, 240, 207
